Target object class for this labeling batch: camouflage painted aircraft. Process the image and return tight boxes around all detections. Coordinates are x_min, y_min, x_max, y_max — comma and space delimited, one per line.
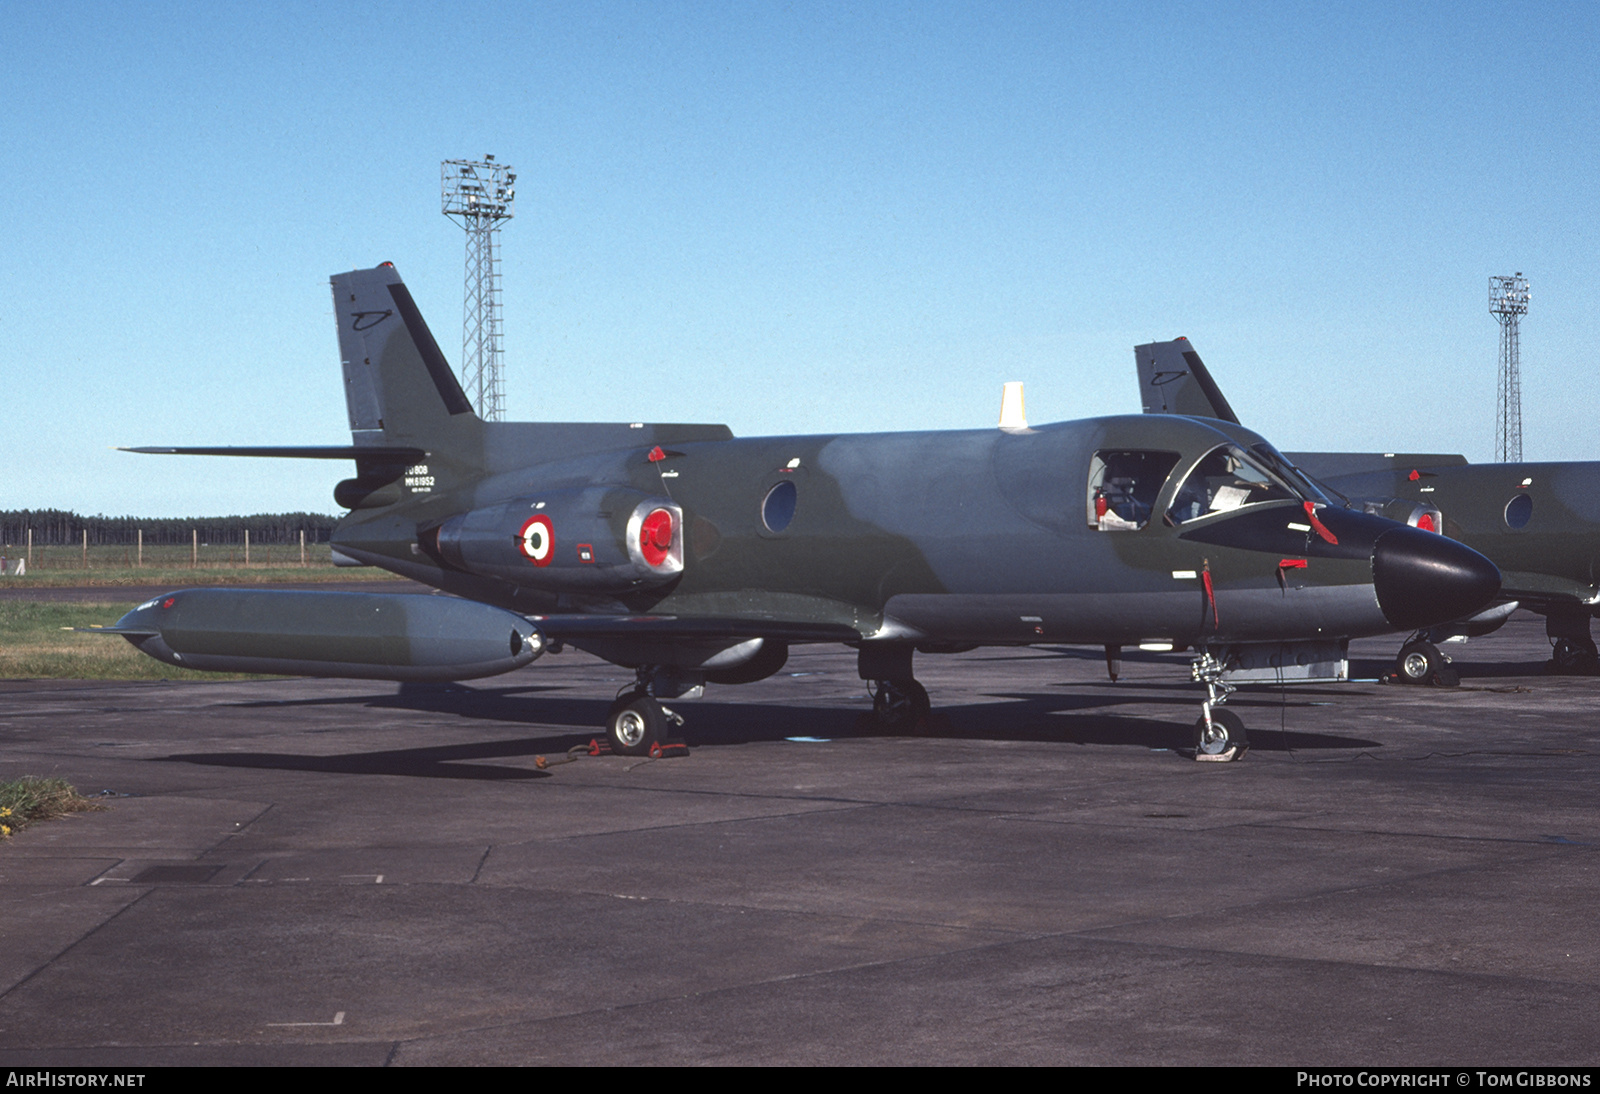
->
1135, 337, 1600, 684
107, 265, 1502, 762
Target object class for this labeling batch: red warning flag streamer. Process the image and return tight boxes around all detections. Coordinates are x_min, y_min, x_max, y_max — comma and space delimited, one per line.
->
1202, 559, 1219, 629
1303, 501, 1338, 545
1277, 557, 1307, 591
647, 445, 677, 498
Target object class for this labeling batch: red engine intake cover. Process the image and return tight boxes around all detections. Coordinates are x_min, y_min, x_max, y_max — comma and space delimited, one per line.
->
639, 508, 674, 568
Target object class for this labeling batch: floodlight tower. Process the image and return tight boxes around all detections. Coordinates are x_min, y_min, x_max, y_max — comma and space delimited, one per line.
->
1489, 272, 1530, 462
442, 155, 516, 421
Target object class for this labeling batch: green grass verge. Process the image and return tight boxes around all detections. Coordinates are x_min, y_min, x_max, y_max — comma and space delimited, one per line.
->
0, 600, 271, 680
6, 566, 400, 588
2, 549, 402, 589
0, 543, 406, 587
0, 777, 105, 839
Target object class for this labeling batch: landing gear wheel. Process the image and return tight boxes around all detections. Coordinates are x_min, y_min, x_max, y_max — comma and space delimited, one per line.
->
1549, 638, 1600, 675
871, 679, 930, 729
1194, 708, 1248, 762
1395, 641, 1455, 686
606, 692, 665, 756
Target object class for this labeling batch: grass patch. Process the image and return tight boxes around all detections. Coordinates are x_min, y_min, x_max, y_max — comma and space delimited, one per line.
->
7, 566, 398, 588
0, 777, 105, 839
0, 544, 402, 588
0, 600, 270, 680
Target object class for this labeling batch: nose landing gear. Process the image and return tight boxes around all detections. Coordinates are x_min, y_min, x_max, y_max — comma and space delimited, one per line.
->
1191, 649, 1249, 762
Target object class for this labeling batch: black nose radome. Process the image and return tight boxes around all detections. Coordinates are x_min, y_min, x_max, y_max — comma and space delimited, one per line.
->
1372, 527, 1501, 630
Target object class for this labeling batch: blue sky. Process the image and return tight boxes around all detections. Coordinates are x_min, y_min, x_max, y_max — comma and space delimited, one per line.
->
3, 1, 1595, 518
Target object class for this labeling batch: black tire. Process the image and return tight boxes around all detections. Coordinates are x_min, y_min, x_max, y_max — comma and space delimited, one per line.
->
1395, 641, 1443, 685
1193, 708, 1248, 761
1549, 638, 1599, 676
871, 679, 930, 728
606, 693, 664, 756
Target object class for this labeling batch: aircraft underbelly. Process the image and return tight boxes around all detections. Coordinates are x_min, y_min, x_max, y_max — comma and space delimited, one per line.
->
882, 584, 1387, 645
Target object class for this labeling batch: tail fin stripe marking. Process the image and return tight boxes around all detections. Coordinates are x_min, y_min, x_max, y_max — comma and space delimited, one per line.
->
1178, 350, 1241, 425
385, 283, 475, 416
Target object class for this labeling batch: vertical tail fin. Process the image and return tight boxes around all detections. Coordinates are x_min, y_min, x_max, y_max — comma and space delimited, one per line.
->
331, 264, 484, 495
1132, 337, 1240, 423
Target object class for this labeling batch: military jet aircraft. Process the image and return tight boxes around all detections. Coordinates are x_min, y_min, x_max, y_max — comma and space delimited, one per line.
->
1134, 336, 1600, 683
108, 265, 1501, 762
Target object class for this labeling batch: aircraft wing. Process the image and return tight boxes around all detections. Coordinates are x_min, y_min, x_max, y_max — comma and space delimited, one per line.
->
527, 614, 863, 643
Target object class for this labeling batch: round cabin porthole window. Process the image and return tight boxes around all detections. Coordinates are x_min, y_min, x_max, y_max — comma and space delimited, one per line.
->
1504, 493, 1533, 530
762, 480, 798, 533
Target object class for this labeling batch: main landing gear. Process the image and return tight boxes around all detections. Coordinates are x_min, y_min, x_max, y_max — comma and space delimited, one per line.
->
1191, 649, 1249, 762
1549, 638, 1600, 675
604, 667, 689, 756
1392, 636, 1458, 687
869, 678, 930, 729
1546, 612, 1600, 676
859, 643, 931, 730
605, 692, 680, 756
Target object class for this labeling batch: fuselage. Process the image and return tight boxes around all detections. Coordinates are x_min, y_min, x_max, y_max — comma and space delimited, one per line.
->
332, 413, 1500, 654
107, 265, 1507, 741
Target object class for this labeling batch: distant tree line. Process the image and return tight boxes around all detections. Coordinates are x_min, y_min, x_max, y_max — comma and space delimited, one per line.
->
0, 510, 339, 547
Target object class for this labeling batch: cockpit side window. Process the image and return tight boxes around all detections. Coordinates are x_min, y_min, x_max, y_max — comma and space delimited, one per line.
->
1087, 450, 1180, 531
1166, 445, 1298, 525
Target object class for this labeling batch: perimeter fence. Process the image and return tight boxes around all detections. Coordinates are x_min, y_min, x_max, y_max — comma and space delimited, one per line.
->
0, 510, 341, 572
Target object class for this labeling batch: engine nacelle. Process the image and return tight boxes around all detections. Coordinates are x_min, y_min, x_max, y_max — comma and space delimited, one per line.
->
1360, 497, 1444, 534
109, 588, 546, 681
425, 488, 684, 593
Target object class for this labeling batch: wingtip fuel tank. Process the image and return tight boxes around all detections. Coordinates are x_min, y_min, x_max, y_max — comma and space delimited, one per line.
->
111, 589, 545, 681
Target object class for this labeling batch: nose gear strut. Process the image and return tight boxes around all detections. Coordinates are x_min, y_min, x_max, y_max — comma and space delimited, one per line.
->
1191, 648, 1249, 762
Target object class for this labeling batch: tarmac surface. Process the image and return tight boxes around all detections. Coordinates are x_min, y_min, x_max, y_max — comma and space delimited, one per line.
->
0, 612, 1596, 1065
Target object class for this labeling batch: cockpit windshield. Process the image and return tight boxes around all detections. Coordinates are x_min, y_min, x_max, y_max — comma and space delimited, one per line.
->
1166, 445, 1308, 525
1247, 442, 1329, 505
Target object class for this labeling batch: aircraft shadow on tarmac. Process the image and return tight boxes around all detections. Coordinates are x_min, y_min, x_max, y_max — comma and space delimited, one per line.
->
162, 738, 558, 781
164, 677, 1381, 780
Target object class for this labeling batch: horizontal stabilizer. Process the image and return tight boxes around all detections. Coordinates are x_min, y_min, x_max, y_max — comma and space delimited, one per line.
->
120, 445, 428, 462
